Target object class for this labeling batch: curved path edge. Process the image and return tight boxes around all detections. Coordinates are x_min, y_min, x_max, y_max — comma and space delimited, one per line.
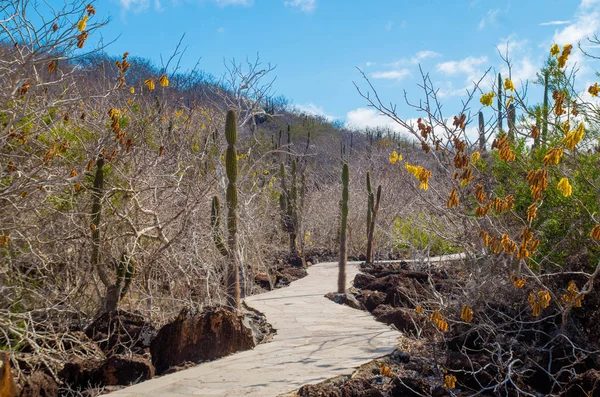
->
109, 254, 462, 396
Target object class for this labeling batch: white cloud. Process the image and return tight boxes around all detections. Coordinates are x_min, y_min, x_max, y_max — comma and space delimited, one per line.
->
552, 0, 600, 46
412, 50, 441, 63
436, 82, 471, 98
345, 108, 410, 133
502, 57, 539, 85
291, 103, 335, 120
436, 56, 488, 75
385, 21, 394, 31
539, 20, 572, 26
497, 35, 528, 55
365, 61, 376, 67
371, 69, 411, 81
284, 0, 316, 13
553, 13, 599, 45
581, 0, 600, 9
478, 8, 500, 30
384, 50, 441, 68
367, 51, 438, 85
217, 27, 225, 33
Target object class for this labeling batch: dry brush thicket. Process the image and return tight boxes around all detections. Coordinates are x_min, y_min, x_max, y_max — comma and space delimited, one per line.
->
0, 1, 435, 392
5, 0, 600, 395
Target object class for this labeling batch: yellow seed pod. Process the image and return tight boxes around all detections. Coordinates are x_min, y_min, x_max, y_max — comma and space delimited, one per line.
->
380, 364, 394, 377
144, 78, 155, 91
538, 290, 551, 309
444, 374, 457, 389
159, 75, 169, 87
77, 15, 88, 32
460, 305, 474, 323
590, 224, 600, 240
447, 189, 459, 208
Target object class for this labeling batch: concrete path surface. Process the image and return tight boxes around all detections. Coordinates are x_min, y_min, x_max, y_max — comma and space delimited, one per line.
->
109, 256, 460, 396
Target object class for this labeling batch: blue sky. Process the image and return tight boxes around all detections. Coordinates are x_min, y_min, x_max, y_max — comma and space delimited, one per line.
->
96, 0, 600, 132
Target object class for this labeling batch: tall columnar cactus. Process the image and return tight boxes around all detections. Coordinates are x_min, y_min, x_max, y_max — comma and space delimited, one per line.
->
366, 172, 372, 239
287, 124, 291, 162
279, 159, 303, 261
338, 163, 349, 293
304, 131, 311, 156
497, 72, 503, 132
224, 110, 240, 310
478, 111, 486, 151
365, 171, 382, 263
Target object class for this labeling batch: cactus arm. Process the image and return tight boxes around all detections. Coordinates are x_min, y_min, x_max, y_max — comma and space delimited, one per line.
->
211, 196, 228, 256
338, 163, 349, 293
224, 110, 240, 311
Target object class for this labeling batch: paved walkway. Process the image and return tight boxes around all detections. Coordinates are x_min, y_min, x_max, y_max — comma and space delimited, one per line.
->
109, 257, 459, 396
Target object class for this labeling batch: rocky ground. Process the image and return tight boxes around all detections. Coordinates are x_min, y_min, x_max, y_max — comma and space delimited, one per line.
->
312, 260, 600, 397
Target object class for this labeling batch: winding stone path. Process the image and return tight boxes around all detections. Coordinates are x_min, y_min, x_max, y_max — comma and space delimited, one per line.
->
110, 257, 457, 396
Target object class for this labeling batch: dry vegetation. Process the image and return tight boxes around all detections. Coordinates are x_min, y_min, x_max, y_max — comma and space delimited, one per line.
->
1, 0, 600, 396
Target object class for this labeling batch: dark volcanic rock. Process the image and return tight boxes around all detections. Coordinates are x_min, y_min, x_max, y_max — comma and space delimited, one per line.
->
59, 358, 105, 389
383, 285, 413, 308
391, 377, 430, 397
59, 354, 153, 389
341, 378, 384, 396
274, 266, 308, 288
150, 306, 255, 374
361, 290, 386, 312
353, 273, 377, 289
241, 302, 276, 345
100, 354, 154, 386
374, 307, 419, 334
20, 371, 58, 397
254, 272, 275, 290
325, 292, 364, 310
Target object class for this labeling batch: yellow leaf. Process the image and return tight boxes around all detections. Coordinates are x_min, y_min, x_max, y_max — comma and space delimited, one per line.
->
159, 75, 169, 87
460, 305, 474, 322
380, 364, 394, 377
557, 177, 572, 197
77, 15, 88, 32
444, 374, 457, 389
480, 91, 495, 106
144, 78, 155, 91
